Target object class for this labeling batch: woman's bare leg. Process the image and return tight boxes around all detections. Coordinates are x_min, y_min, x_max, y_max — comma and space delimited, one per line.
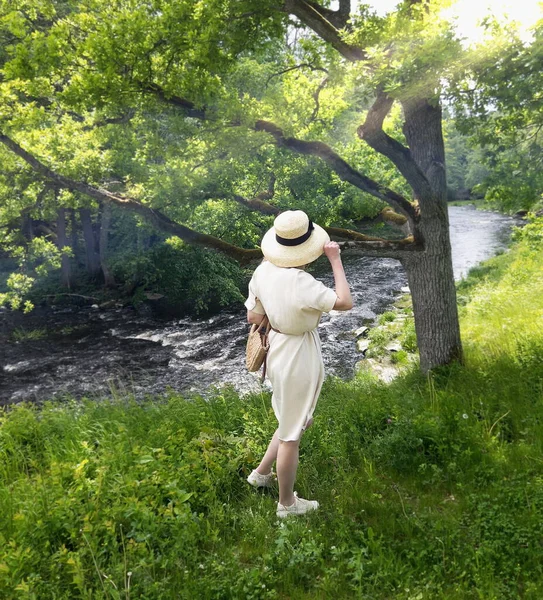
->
256, 429, 280, 475
277, 439, 300, 506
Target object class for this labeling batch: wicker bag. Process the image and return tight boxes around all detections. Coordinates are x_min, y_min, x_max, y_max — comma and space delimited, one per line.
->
246, 316, 271, 373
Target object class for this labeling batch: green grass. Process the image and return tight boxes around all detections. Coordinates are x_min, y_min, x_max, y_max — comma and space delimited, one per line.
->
1, 220, 543, 599
10, 327, 48, 342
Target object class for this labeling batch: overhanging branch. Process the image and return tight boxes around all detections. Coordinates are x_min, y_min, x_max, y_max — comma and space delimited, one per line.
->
228, 189, 408, 243
144, 83, 207, 120
284, 0, 363, 60
139, 86, 417, 225
338, 237, 422, 260
254, 119, 417, 223
0, 133, 260, 265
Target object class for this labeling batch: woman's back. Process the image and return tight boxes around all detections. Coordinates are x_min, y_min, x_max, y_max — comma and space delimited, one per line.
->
247, 261, 337, 335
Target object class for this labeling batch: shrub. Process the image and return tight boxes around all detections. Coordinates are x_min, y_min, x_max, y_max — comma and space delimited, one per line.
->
110, 238, 246, 316
378, 311, 396, 324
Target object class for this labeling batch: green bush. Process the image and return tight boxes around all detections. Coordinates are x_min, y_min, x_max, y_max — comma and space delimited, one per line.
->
390, 349, 408, 364
110, 239, 246, 316
399, 320, 418, 353
378, 311, 396, 324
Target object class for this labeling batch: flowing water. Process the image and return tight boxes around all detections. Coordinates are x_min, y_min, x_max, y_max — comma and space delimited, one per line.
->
0, 206, 517, 404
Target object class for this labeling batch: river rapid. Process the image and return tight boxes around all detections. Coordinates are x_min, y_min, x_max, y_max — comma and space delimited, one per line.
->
0, 206, 517, 405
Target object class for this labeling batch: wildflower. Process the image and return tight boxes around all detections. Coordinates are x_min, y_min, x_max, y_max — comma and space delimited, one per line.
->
463, 413, 469, 419
199, 564, 205, 569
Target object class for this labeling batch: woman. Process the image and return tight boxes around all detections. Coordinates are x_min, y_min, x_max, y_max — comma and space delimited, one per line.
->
244, 210, 353, 518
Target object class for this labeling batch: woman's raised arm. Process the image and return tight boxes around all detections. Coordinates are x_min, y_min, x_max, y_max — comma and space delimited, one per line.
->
324, 242, 353, 311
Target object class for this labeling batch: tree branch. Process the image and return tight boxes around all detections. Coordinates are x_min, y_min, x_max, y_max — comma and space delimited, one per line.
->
144, 83, 207, 120
284, 0, 364, 61
254, 119, 418, 222
357, 90, 433, 204
0, 133, 260, 265
139, 86, 416, 223
266, 63, 328, 86
338, 238, 422, 260
310, 75, 329, 122
82, 112, 135, 131
228, 185, 411, 244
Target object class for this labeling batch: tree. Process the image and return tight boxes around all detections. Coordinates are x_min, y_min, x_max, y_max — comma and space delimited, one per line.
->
449, 17, 543, 212
0, 0, 469, 372
443, 116, 490, 200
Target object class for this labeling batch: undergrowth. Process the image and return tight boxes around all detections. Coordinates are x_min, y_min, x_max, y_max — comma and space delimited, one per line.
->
1, 218, 542, 599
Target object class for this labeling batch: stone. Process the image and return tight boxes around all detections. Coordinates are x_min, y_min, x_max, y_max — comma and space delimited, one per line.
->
357, 339, 370, 353
99, 300, 116, 310
355, 358, 400, 383
354, 326, 369, 338
400, 286, 410, 293
386, 342, 403, 352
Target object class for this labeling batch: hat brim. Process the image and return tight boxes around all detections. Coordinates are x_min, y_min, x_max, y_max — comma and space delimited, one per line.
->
261, 223, 330, 268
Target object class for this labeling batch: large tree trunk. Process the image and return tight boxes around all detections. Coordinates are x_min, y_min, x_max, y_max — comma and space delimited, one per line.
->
98, 202, 115, 287
402, 98, 463, 371
79, 208, 101, 279
403, 239, 462, 372
56, 207, 72, 288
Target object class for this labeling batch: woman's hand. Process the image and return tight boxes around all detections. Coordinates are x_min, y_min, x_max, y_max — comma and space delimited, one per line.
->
324, 241, 341, 262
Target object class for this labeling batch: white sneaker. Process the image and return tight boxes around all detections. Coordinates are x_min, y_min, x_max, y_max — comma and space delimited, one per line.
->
247, 469, 277, 488
276, 492, 319, 518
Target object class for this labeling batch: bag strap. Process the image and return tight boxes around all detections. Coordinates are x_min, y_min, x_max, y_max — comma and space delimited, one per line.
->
258, 315, 271, 336
258, 316, 271, 382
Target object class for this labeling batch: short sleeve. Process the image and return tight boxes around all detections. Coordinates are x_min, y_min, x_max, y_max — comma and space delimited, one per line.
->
244, 277, 266, 315
297, 271, 338, 313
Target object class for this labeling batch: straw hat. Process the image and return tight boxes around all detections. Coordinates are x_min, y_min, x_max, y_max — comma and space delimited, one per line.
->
261, 210, 330, 268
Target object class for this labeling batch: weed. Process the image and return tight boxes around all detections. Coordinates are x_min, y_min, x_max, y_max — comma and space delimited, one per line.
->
10, 327, 48, 342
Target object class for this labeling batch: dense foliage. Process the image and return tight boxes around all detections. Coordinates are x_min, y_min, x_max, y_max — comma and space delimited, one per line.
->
1, 218, 542, 598
449, 18, 543, 212
111, 239, 246, 316
0, 0, 417, 310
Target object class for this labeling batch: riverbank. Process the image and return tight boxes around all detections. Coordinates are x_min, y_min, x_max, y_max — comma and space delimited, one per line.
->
1, 218, 542, 598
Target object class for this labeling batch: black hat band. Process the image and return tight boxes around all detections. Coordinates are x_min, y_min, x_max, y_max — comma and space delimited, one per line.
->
276, 221, 314, 247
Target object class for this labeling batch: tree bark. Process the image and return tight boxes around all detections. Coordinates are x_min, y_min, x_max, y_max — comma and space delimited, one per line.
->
56, 207, 72, 288
98, 202, 115, 287
79, 208, 102, 279
401, 98, 463, 371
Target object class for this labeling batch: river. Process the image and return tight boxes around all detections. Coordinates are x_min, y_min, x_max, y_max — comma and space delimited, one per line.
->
0, 205, 517, 405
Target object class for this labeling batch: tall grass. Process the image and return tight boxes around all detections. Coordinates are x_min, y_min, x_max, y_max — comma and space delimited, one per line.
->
1, 219, 543, 599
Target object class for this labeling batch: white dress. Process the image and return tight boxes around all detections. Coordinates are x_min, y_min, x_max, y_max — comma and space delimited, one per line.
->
244, 260, 338, 441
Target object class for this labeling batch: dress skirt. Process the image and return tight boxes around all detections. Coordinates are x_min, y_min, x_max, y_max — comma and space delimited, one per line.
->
266, 328, 325, 441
